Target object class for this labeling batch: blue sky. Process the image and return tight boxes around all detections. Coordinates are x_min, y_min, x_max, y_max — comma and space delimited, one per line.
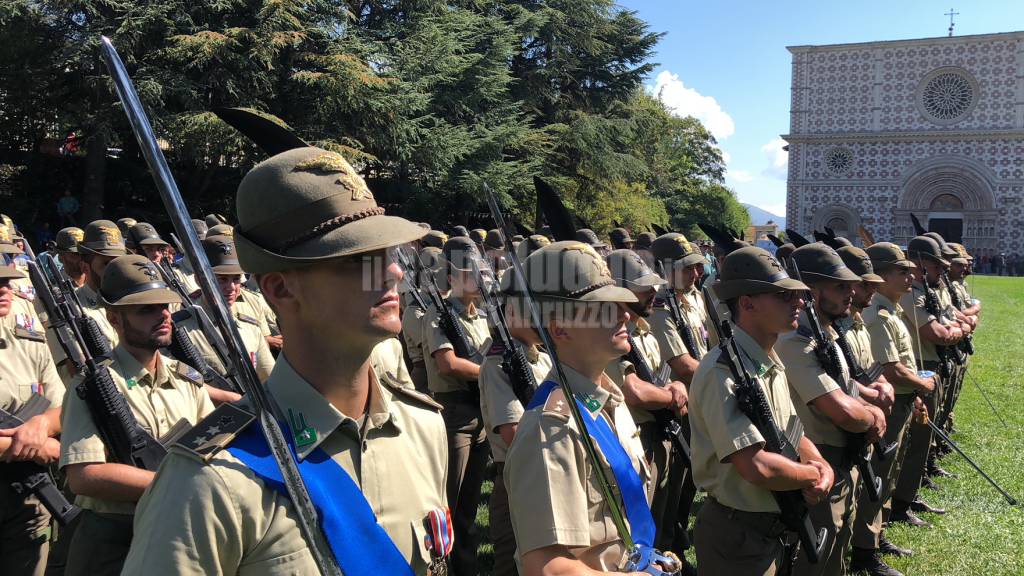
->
619, 0, 1024, 217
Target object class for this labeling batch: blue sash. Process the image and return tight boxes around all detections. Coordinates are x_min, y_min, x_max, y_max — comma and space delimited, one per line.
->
228, 422, 414, 576
527, 380, 656, 547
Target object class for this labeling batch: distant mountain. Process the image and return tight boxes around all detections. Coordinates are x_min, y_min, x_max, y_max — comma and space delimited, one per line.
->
742, 203, 786, 228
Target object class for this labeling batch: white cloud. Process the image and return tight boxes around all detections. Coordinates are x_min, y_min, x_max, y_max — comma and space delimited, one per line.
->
651, 71, 735, 141
720, 149, 732, 164
761, 137, 788, 180
729, 170, 754, 183
761, 203, 787, 217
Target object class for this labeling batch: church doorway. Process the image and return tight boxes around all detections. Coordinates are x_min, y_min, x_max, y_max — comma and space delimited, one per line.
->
928, 193, 963, 243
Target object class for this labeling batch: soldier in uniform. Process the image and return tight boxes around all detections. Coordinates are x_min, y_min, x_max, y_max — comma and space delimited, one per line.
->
0, 225, 38, 314
891, 236, 962, 526
859, 243, 935, 549
401, 246, 445, 393
575, 228, 610, 257
0, 263, 65, 576
610, 227, 634, 250
689, 246, 834, 576
645, 232, 709, 555
835, 247, 906, 576
114, 218, 137, 252
947, 244, 980, 317
424, 236, 492, 576
775, 244, 887, 576
122, 146, 448, 575
478, 282, 552, 576
605, 248, 691, 566
60, 255, 215, 576
504, 241, 654, 575
170, 235, 273, 401
634, 231, 656, 269
54, 228, 86, 288
67, 220, 127, 355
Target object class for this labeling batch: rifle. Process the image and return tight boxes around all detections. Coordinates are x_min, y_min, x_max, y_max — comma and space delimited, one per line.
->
942, 271, 975, 356
622, 333, 692, 465
0, 395, 81, 526
653, 264, 703, 360
702, 285, 827, 564
486, 187, 680, 575
394, 246, 431, 313
26, 255, 87, 371
416, 249, 478, 363
100, 36, 339, 575
470, 258, 538, 407
918, 269, 960, 378
787, 260, 887, 503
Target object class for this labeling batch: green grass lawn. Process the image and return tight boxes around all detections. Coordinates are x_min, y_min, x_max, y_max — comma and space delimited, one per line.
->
473, 275, 1024, 575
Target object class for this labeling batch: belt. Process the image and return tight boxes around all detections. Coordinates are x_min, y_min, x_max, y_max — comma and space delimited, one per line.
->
706, 497, 787, 539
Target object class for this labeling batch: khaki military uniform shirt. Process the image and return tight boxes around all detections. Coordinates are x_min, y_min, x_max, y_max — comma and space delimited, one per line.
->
122, 355, 448, 575
777, 313, 854, 448
649, 288, 703, 361
606, 318, 663, 425
423, 298, 491, 394
59, 345, 215, 515
0, 322, 64, 412
371, 336, 415, 390
835, 313, 875, 371
952, 280, 971, 309
401, 302, 429, 365
233, 291, 275, 340
75, 283, 119, 349
175, 305, 275, 382
900, 283, 939, 363
478, 341, 552, 462
690, 326, 804, 513
863, 293, 918, 394
171, 265, 200, 297
504, 365, 649, 569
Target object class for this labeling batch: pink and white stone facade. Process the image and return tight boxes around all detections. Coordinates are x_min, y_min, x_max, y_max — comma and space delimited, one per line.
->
784, 31, 1024, 255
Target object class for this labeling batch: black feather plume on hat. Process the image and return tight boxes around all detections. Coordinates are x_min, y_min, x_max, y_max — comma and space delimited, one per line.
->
910, 213, 927, 236
213, 108, 308, 156
785, 228, 812, 248
767, 234, 785, 248
533, 176, 577, 242
652, 223, 669, 236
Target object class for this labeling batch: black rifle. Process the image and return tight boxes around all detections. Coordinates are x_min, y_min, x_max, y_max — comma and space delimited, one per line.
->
623, 334, 692, 465
919, 270, 961, 376
787, 261, 887, 503
942, 271, 975, 356
0, 395, 81, 526
703, 286, 827, 565
394, 246, 430, 312
470, 259, 538, 407
26, 257, 86, 371
653, 262, 703, 358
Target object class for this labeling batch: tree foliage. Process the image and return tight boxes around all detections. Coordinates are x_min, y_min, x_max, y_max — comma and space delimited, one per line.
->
0, 0, 748, 240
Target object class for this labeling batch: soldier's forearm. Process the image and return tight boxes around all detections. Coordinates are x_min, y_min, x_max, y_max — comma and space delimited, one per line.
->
66, 462, 154, 503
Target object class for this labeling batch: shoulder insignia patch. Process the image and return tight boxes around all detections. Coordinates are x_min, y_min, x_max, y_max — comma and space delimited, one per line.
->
236, 313, 259, 326
13, 326, 45, 343
384, 381, 443, 411
174, 402, 256, 462
175, 361, 204, 385
541, 388, 571, 420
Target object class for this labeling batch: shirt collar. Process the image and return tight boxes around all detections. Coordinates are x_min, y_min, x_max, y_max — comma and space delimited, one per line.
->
631, 317, 652, 336
547, 363, 623, 416
732, 325, 785, 377
112, 345, 172, 389
267, 355, 396, 461
447, 296, 479, 319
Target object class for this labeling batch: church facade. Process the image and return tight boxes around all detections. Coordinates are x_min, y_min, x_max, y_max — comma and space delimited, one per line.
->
784, 31, 1024, 258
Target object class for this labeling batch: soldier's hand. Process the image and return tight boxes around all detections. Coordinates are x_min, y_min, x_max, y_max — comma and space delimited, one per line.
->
666, 381, 688, 416
866, 406, 887, 443
0, 414, 52, 463
266, 335, 284, 350
868, 381, 895, 414
802, 460, 832, 505
912, 397, 929, 424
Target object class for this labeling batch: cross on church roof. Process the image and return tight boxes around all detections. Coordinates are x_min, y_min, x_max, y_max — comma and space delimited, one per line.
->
945, 8, 960, 37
